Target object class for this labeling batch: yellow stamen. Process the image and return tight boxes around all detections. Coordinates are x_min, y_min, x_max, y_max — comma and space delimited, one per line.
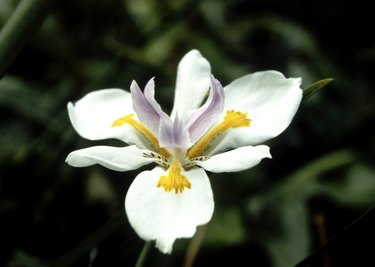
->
112, 114, 171, 158
187, 110, 251, 158
157, 160, 191, 194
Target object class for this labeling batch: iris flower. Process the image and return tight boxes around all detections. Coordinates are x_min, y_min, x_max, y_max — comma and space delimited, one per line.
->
66, 50, 302, 253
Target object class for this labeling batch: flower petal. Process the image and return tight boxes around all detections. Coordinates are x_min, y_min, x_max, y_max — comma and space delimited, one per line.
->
143, 77, 168, 120
66, 145, 154, 171
130, 79, 158, 132
125, 167, 214, 254
197, 145, 271, 173
131, 78, 169, 134
68, 89, 144, 146
158, 114, 190, 149
171, 50, 211, 121
212, 71, 302, 153
186, 75, 225, 144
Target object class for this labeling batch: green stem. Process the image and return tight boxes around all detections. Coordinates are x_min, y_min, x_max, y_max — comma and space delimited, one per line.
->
135, 241, 153, 267
0, 0, 56, 79
183, 225, 208, 267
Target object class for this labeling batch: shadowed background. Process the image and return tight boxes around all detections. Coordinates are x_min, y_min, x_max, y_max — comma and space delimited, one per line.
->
0, 0, 374, 266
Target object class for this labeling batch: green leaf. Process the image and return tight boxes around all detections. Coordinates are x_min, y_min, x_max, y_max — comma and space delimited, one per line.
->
6, 249, 45, 267
0, 0, 57, 78
266, 200, 310, 267
247, 149, 355, 267
303, 78, 333, 100
320, 164, 375, 206
204, 207, 246, 247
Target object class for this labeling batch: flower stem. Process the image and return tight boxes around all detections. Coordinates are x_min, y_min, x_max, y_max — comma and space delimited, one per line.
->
135, 241, 152, 267
183, 224, 208, 267
0, 0, 56, 78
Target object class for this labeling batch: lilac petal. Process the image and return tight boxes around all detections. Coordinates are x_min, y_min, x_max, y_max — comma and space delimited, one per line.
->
172, 114, 190, 148
158, 114, 190, 149
186, 75, 225, 144
144, 78, 169, 120
130, 78, 162, 134
158, 117, 174, 148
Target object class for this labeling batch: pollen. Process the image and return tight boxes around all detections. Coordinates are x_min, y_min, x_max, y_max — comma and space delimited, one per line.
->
157, 160, 191, 194
187, 110, 251, 158
112, 114, 171, 158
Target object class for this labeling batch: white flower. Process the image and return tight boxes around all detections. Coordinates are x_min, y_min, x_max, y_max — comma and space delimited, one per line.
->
66, 50, 303, 253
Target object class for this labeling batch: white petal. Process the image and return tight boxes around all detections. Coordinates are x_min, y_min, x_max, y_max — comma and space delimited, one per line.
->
171, 50, 211, 121
125, 167, 214, 254
197, 145, 271, 173
68, 89, 144, 146
213, 71, 302, 153
66, 145, 154, 171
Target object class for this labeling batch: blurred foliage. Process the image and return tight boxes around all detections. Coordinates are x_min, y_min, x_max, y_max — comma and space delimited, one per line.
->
0, 0, 374, 266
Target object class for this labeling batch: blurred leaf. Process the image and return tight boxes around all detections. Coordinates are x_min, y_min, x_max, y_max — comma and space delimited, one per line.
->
284, 149, 355, 195
248, 194, 311, 267
320, 164, 375, 206
267, 200, 310, 267
0, 122, 30, 162
85, 170, 117, 206
6, 249, 45, 267
126, 0, 161, 33
204, 207, 246, 247
303, 78, 333, 101
248, 149, 356, 267
0, 0, 16, 25
47, 210, 124, 267
0, 0, 56, 78
0, 76, 58, 124
199, 0, 225, 28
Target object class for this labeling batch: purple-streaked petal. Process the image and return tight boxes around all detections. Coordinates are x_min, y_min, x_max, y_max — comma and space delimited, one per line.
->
158, 114, 190, 149
171, 50, 211, 121
130, 79, 161, 134
158, 116, 173, 148
143, 78, 166, 117
186, 75, 225, 144
172, 114, 191, 148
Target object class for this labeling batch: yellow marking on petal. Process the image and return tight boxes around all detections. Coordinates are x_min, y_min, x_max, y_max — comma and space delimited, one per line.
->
187, 110, 251, 159
157, 160, 191, 194
112, 114, 171, 158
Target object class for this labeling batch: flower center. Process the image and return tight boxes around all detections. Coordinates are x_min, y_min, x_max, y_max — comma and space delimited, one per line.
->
187, 110, 251, 158
112, 114, 191, 194
157, 160, 191, 194
112, 114, 171, 158
112, 110, 250, 194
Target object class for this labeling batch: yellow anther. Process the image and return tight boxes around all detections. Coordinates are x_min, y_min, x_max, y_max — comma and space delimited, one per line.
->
157, 160, 191, 194
112, 114, 171, 158
187, 110, 251, 158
